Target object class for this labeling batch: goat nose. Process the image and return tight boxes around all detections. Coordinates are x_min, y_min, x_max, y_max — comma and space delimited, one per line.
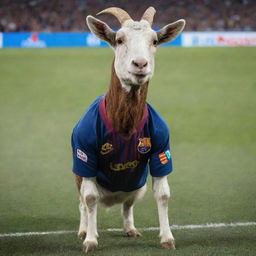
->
132, 58, 148, 69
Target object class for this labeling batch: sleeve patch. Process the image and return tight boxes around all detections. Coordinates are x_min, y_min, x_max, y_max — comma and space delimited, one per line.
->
77, 149, 88, 163
158, 150, 171, 164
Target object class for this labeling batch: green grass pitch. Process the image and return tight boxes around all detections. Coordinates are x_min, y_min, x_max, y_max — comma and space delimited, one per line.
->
0, 47, 255, 255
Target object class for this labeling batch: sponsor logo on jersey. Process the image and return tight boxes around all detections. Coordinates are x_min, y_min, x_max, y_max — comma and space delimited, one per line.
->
110, 160, 139, 171
77, 149, 88, 162
137, 137, 151, 154
158, 150, 171, 164
100, 142, 114, 155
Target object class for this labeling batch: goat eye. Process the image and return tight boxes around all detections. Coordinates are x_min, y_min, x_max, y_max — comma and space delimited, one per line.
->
116, 39, 123, 45
153, 39, 158, 46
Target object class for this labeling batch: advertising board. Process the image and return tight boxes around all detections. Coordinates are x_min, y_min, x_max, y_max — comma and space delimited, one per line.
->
2, 32, 181, 48
182, 32, 256, 47
0, 33, 3, 48
2, 32, 107, 48
1, 32, 256, 48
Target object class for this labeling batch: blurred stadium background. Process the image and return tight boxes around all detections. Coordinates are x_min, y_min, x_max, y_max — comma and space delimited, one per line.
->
0, 1, 255, 256
1, 0, 256, 48
1, 0, 256, 32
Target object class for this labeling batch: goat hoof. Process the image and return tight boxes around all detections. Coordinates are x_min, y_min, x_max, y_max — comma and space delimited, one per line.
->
78, 231, 87, 240
83, 241, 98, 254
126, 229, 142, 237
161, 239, 176, 250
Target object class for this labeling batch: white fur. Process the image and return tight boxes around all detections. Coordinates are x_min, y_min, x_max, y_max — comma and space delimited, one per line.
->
152, 176, 174, 244
114, 20, 156, 91
86, 16, 185, 92
79, 177, 147, 249
78, 176, 174, 250
79, 178, 99, 247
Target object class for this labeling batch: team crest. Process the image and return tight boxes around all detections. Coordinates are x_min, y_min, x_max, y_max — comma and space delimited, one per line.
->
100, 142, 113, 155
137, 138, 151, 154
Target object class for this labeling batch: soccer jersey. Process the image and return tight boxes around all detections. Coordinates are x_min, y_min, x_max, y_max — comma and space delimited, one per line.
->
71, 96, 172, 192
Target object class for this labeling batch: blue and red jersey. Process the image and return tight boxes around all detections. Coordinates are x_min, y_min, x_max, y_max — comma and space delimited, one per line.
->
71, 96, 172, 192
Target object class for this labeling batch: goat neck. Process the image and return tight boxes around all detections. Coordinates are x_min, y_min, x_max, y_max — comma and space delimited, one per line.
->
105, 61, 148, 139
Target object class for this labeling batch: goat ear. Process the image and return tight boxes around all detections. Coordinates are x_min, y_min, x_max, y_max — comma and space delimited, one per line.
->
157, 19, 185, 45
86, 15, 116, 46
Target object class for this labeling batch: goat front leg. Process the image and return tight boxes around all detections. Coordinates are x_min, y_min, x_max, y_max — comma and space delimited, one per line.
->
153, 176, 175, 249
78, 198, 88, 240
80, 178, 99, 253
122, 199, 142, 237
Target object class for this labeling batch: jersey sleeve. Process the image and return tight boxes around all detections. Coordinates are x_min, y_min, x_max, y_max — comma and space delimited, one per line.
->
149, 117, 173, 177
71, 123, 98, 178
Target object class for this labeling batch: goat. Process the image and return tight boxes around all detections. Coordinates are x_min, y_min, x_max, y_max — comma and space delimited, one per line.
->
71, 7, 185, 253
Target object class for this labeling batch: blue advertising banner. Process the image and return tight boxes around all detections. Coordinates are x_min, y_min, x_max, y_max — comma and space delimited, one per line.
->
3, 32, 107, 48
2, 32, 181, 48
0, 32, 3, 48
2, 32, 255, 48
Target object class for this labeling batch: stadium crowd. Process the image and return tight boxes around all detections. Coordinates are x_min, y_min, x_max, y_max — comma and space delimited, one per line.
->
0, 0, 255, 32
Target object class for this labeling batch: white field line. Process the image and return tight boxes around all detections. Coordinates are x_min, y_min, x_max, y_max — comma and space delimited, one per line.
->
0, 222, 255, 238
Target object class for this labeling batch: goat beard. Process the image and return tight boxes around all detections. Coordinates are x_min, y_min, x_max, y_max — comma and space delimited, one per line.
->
105, 61, 148, 138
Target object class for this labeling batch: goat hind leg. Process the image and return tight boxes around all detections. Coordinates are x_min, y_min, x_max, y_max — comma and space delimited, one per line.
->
122, 199, 142, 237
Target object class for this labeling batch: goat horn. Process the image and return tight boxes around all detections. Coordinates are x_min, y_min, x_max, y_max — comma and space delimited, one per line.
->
141, 6, 156, 26
97, 7, 132, 26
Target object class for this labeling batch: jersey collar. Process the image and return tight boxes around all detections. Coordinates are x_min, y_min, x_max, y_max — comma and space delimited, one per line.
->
99, 95, 148, 134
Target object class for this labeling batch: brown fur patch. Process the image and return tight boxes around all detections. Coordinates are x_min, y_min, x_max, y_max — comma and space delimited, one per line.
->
74, 174, 82, 194
85, 195, 96, 206
105, 60, 148, 139
161, 194, 169, 207
85, 194, 98, 212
